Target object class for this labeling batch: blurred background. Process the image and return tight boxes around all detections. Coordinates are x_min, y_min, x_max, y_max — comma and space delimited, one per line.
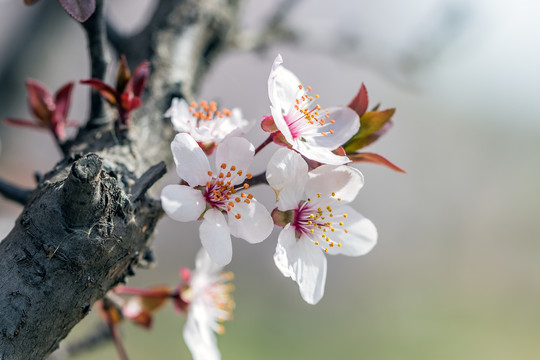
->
1, 0, 540, 359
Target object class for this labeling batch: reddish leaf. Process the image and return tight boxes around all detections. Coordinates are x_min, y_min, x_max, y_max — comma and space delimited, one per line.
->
58, 0, 96, 22
348, 152, 405, 173
25, 79, 54, 125
127, 61, 150, 98
120, 93, 142, 112
261, 115, 278, 133
348, 83, 369, 117
116, 55, 131, 94
3, 118, 42, 129
23, 0, 40, 5
53, 82, 74, 126
80, 78, 118, 105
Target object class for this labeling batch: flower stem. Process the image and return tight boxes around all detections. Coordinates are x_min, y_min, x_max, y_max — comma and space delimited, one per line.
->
254, 134, 273, 155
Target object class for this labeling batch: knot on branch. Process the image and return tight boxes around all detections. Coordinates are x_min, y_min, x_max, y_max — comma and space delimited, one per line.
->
61, 154, 104, 228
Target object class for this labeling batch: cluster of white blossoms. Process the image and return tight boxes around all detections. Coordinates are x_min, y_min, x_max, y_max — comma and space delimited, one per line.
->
160, 54, 378, 359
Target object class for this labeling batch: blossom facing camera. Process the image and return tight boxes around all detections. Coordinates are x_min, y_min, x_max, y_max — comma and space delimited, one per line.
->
266, 54, 360, 165
266, 148, 377, 304
161, 133, 273, 266
165, 98, 251, 155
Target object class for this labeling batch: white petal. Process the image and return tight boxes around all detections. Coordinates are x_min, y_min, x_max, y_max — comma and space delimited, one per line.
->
270, 105, 294, 144
326, 205, 377, 256
306, 165, 364, 204
194, 247, 223, 278
266, 148, 308, 210
215, 137, 254, 185
274, 226, 327, 305
200, 209, 232, 266
171, 133, 211, 186
227, 199, 273, 243
161, 184, 206, 222
294, 140, 351, 165
183, 303, 221, 360
311, 107, 360, 149
212, 108, 250, 142
268, 54, 304, 114
167, 98, 192, 133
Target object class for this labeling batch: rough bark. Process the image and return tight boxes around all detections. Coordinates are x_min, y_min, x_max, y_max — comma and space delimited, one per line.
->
0, 0, 241, 358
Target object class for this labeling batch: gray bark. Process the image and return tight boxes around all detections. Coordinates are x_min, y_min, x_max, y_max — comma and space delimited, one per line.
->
0, 0, 241, 358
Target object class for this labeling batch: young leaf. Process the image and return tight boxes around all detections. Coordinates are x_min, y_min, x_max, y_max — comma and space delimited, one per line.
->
348, 152, 405, 173
80, 79, 118, 105
25, 79, 54, 124
348, 83, 369, 118
343, 109, 395, 153
58, 0, 96, 23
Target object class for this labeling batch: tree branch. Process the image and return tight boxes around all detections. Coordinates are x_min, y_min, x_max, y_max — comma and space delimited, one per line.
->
0, 1, 242, 358
0, 178, 33, 206
81, 0, 110, 128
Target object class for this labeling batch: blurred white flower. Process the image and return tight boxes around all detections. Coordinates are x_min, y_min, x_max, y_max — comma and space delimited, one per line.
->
165, 98, 251, 155
182, 248, 235, 360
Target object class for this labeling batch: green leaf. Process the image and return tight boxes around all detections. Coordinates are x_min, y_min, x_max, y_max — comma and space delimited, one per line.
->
343, 108, 395, 152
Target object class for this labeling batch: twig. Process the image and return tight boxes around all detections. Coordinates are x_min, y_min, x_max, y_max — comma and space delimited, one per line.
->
130, 161, 167, 202
48, 323, 112, 360
81, 0, 110, 127
0, 178, 33, 205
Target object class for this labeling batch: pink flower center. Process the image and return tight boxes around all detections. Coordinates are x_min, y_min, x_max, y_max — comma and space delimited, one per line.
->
203, 162, 253, 219
293, 192, 349, 252
285, 85, 336, 139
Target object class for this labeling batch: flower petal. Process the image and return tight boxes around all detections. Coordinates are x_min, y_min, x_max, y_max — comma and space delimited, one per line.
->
183, 303, 221, 360
326, 205, 377, 256
227, 199, 273, 244
161, 185, 206, 222
171, 133, 211, 186
274, 226, 327, 304
167, 98, 192, 133
294, 140, 351, 165
306, 165, 364, 204
266, 148, 308, 210
268, 54, 304, 114
311, 107, 360, 149
270, 105, 294, 144
215, 137, 254, 185
200, 209, 232, 266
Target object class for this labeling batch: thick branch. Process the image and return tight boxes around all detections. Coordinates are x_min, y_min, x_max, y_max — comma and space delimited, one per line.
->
0, 1, 242, 358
